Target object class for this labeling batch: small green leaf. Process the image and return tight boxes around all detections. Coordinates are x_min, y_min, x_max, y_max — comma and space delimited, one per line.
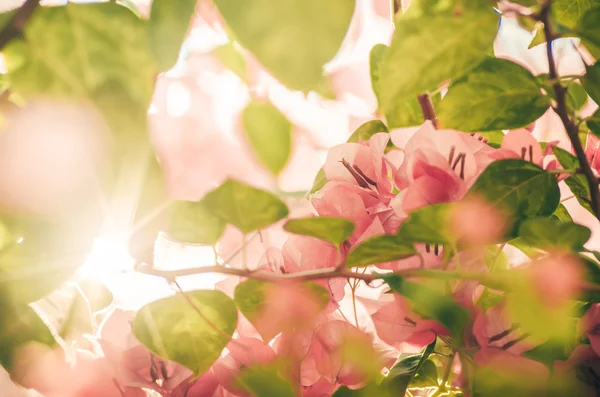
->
551, 203, 574, 223
381, 274, 471, 340
468, 159, 560, 221
164, 200, 226, 245
213, 0, 354, 95
236, 364, 296, 397
587, 109, 600, 137
148, 0, 197, 71
133, 290, 237, 375
202, 179, 289, 234
381, 341, 436, 395
438, 58, 549, 132
397, 203, 452, 244
213, 41, 248, 81
370, 44, 388, 104
242, 101, 292, 175
518, 218, 591, 251
566, 82, 589, 111
283, 216, 354, 247
347, 120, 388, 143
385, 96, 428, 129
310, 168, 327, 194
379, 6, 499, 112
346, 235, 417, 268
583, 62, 600, 105
0, 301, 56, 370
553, 147, 595, 215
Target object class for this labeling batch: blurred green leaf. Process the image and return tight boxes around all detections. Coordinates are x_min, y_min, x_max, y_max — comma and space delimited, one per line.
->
438, 58, 549, 132
347, 120, 388, 143
381, 274, 471, 340
133, 290, 237, 376
379, 6, 498, 113
213, 0, 354, 95
553, 146, 595, 216
202, 179, 289, 234
381, 341, 436, 395
468, 159, 560, 222
346, 235, 417, 268
583, 62, 600, 105
575, 6, 600, 58
370, 44, 388, 104
165, 200, 227, 245
148, 0, 197, 71
310, 168, 327, 194
242, 101, 293, 176
213, 41, 248, 81
518, 218, 591, 252
283, 216, 354, 247
397, 203, 452, 244
551, 203, 574, 223
236, 364, 296, 397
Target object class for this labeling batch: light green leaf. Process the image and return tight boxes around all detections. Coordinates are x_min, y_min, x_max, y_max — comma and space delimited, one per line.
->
148, 0, 197, 71
202, 179, 289, 234
283, 216, 355, 247
575, 6, 600, 58
583, 62, 600, 105
468, 159, 560, 221
347, 120, 388, 143
164, 200, 226, 245
346, 235, 417, 268
310, 168, 327, 194
370, 44, 388, 104
236, 365, 296, 397
518, 218, 591, 251
381, 274, 471, 339
379, 6, 498, 112
397, 203, 452, 244
380, 341, 436, 395
213, 0, 355, 95
438, 58, 549, 132
551, 203, 574, 223
242, 101, 292, 175
133, 290, 237, 376
213, 41, 248, 81
566, 81, 589, 111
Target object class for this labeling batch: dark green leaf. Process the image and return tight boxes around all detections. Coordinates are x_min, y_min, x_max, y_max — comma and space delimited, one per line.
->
283, 216, 354, 247
236, 364, 296, 397
551, 203, 574, 223
438, 58, 549, 132
242, 101, 293, 175
587, 109, 600, 137
133, 290, 237, 375
468, 159, 560, 221
566, 82, 589, 111
148, 0, 197, 71
583, 62, 600, 105
379, 7, 499, 112
346, 235, 417, 268
522, 339, 570, 365
164, 200, 226, 245
411, 359, 439, 388
553, 147, 595, 215
370, 44, 388, 104
0, 303, 56, 370
518, 218, 591, 251
213, 0, 354, 95
381, 341, 436, 395
397, 203, 452, 244
202, 179, 289, 234
381, 274, 471, 340
575, 6, 600, 59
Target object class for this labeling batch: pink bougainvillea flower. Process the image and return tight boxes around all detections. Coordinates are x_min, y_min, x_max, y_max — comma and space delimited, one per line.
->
449, 196, 510, 247
585, 133, 600, 176
496, 128, 544, 166
528, 253, 584, 309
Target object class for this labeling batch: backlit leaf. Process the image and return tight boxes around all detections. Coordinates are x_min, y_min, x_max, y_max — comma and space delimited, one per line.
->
283, 217, 354, 247
346, 235, 417, 268
164, 200, 226, 245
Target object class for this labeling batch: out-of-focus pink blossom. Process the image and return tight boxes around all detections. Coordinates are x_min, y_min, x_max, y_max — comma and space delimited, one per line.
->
449, 196, 510, 247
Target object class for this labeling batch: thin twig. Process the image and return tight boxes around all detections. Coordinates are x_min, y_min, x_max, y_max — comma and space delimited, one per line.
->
417, 93, 439, 128
0, 0, 40, 50
540, 0, 600, 220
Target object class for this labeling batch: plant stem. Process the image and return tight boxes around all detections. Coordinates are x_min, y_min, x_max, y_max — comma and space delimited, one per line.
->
540, 0, 600, 220
417, 93, 439, 128
0, 0, 40, 49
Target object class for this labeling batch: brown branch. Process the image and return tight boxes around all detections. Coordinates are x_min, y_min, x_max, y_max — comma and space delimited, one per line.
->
0, 0, 40, 50
418, 93, 439, 129
540, 0, 600, 220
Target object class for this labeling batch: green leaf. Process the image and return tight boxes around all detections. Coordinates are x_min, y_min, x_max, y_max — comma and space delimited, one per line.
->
551, 203, 574, 223
148, 0, 197, 71
0, 304, 56, 370
381, 274, 470, 340
164, 200, 226, 245
202, 179, 289, 234
385, 96, 427, 129
133, 290, 237, 376
553, 146, 595, 215
347, 120, 388, 143
379, 6, 498, 112
575, 6, 600, 58
370, 44, 388, 104
333, 383, 387, 397
555, 0, 600, 29
310, 168, 327, 194
234, 279, 329, 341
346, 235, 417, 268
381, 341, 436, 395
236, 364, 296, 397
583, 62, 600, 105
213, 0, 354, 95
468, 159, 560, 221
587, 109, 600, 137
213, 41, 248, 81
283, 216, 354, 247
397, 203, 452, 244
566, 82, 589, 111
518, 218, 591, 251
242, 101, 293, 175
438, 58, 549, 132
